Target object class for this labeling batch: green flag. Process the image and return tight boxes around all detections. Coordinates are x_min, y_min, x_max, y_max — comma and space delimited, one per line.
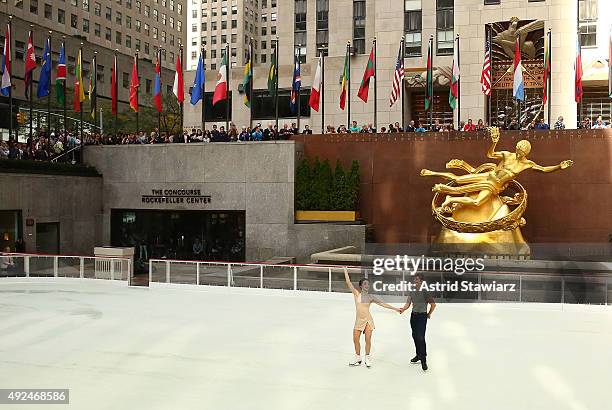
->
268, 50, 277, 96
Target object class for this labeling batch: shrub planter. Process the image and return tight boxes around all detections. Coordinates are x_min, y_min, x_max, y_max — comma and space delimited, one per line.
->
295, 210, 360, 222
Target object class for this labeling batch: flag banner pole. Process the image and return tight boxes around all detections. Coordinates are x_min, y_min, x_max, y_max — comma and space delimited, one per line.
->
250, 38, 254, 130
159, 48, 162, 134
8, 16, 13, 141
136, 52, 139, 135
28, 28, 33, 140
62, 38, 67, 138
47, 32, 52, 138
401, 37, 406, 130
547, 29, 552, 125
297, 45, 301, 132
79, 44, 83, 147
429, 35, 434, 131
488, 24, 493, 126
373, 37, 377, 132
225, 45, 230, 131
274, 38, 279, 135
517, 38, 521, 127
93, 52, 98, 134
457, 34, 461, 130
180, 43, 184, 132
321, 48, 325, 134
347, 42, 351, 129
200, 47, 205, 131
113, 49, 117, 137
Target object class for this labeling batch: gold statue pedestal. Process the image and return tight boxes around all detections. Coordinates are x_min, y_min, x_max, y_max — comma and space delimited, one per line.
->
433, 194, 531, 257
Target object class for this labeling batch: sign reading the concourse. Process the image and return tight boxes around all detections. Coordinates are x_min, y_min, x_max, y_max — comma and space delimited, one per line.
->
141, 189, 212, 205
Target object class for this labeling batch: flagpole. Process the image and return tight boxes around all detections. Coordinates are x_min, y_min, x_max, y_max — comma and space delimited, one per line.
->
46, 31, 52, 138
321, 46, 326, 134
135, 50, 139, 135
249, 37, 254, 130
179, 42, 184, 132
517, 36, 521, 127
274, 37, 279, 134
373, 37, 377, 132
225, 44, 230, 131
429, 35, 434, 131
62, 37, 67, 138
93, 51, 97, 134
159, 48, 163, 134
456, 34, 460, 130
8, 16, 13, 142
113, 49, 117, 137
547, 29, 552, 126
347, 41, 351, 129
79, 43, 83, 146
28, 26, 33, 141
401, 36, 405, 131
296, 45, 301, 132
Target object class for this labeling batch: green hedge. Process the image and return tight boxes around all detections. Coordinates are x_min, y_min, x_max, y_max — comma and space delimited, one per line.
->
0, 159, 101, 177
296, 157, 360, 211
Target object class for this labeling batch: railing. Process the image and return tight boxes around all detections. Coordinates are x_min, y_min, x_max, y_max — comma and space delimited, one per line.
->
0, 253, 131, 283
148, 259, 612, 305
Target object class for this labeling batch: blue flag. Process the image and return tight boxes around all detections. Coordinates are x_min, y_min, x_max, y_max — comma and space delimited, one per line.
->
289, 55, 301, 113
190, 53, 205, 106
36, 38, 51, 98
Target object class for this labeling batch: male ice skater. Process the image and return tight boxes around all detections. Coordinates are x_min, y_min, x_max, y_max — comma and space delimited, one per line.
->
400, 273, 436, 371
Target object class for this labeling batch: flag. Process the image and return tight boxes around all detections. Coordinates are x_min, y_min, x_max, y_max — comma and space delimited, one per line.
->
575, 38, 583, 103
190, 52, 204, 105
55, 43, 66, 105
24, 31, 36, 99
89, 57, 97, 119
268, 49, 277, 96
36, 38, 51, 98
153, 51, 162, 113
73, 49, 85, 112
449, 41, 460, 110
1, 24, 11, 97
543, 32, 551, 105
129, 55, 139, 112
111, 53, 117, 115
309, 53, 322, 112
212, 53, 228, 105
389, 42, 404, 107
173, 52, 184, 103
242, 49, 252, 107
513, 37, 525, 101
357, 45, 375, 103
289, 55, 301, 113
339, 48, 349, 110
480, 37, 491, 96
425, 39, 433, 111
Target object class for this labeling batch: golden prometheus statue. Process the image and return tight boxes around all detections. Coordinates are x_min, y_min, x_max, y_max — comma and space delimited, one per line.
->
420, 128, 573, 256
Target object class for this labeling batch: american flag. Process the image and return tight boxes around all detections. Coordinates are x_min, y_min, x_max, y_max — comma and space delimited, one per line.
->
480, 37, 492, 96
389, 42, 404, 107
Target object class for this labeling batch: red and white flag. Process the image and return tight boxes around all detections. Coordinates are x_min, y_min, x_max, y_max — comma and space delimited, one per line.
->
24, 31, 36, 99
480, 37, 491, 96
173, 52, 184, 103
212, 53, 228, 106
389, 42, 404, 107
129, 55, 139, 112
309, 53, 322, 112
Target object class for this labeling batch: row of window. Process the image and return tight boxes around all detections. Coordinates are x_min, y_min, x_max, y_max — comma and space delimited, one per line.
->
15, 0, 183, 18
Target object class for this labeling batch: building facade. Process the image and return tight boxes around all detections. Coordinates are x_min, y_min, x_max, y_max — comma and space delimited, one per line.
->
0, 0, 187, 132
184, 0, 611, 132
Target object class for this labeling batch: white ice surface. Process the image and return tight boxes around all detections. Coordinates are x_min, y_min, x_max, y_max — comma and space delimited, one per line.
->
1, 278, 611, 410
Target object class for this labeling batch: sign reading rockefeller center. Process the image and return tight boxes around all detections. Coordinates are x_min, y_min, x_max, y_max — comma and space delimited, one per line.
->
141, 189, 212, 205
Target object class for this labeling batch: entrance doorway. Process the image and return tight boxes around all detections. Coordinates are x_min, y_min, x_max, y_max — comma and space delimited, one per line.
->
36, 222, 60, 254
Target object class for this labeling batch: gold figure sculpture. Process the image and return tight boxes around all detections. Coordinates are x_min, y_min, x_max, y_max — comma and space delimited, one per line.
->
420, 128, 573, 255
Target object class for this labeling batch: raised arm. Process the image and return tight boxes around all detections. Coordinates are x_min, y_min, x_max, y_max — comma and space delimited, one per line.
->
486, 128, 504, 160
343, 267, 358, 296
530, 160, 573, 173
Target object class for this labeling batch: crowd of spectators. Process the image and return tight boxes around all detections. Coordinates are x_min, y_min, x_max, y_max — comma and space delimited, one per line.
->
2, 114, 611, 162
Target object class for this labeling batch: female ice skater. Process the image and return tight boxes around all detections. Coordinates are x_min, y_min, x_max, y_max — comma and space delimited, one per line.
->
344, 267, 400, 368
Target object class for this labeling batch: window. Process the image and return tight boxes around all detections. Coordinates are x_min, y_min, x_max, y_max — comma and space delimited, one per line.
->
15, 0, 23, 9
144, 42, 149, 54
116, 31, 122, 44
136, 20, 141, 32
127, 0, 132, 8
404, 0, 422, 57
83, 19, 89, 33
294, 0, 307, 62
106, 7, 111, 21
579, 0, 597, 47
126, 16, 131, 28
211, 49, 216, 58
232, 20, 237, 29
122, 72, 129, 88
221, 21, 227, 30
136, 0, 141, 12
30, 0, 38, 14
353, 1, 366, 54
316, 0, 329, 55
94, 23, 101, 37
153, 9, 158, 22
192, 23, 197, 32
97, 65, 104, 83
436, 0, 453, 55
83, 0, 89, 11
126, 35, 132, 48
105, 28, 112, 41
94, 2, 101, 16
153, 27, 158, 39
136, 39, 141, 50
44, 3, 52, 19
261, 54, 266, 63
145, 4, 150, 17
484, 0, 500, 4
145, 23, 150, 35
146, 79, 151, 94
71, 14, 78, 29
116, 11, 122, 25
58, 8, 65, 23
15, 41, 25, 60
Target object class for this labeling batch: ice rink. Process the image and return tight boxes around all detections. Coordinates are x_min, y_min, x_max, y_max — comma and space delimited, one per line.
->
1, 278, 611, 410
